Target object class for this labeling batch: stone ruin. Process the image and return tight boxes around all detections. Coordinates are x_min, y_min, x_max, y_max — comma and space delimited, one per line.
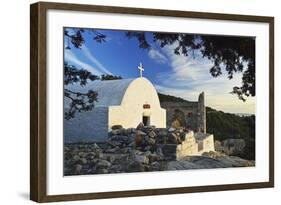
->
64, 123, 218, 175
160, 92, 206, 133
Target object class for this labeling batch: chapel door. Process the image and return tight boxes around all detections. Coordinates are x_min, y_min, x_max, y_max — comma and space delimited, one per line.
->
142, 116, 150, 126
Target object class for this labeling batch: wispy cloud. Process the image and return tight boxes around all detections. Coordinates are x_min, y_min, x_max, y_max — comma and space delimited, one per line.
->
148, 48, 167, 64
163, 44, 212, 81
64, 49, 102, 75
155, 83, 255, 114
81, 45, 113, 75
155, 44, 255, 114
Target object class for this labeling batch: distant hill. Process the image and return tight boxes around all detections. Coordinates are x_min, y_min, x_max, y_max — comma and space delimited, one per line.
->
158, 92, 255, 160
158, 92, 190, 103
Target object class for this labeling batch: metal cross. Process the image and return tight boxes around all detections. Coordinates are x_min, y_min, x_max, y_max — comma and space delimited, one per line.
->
138, 62, 144, 78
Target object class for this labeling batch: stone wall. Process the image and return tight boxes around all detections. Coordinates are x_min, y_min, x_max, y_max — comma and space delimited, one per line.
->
176, 131, 199, 159
195, 133, 215, 154
160, 92, 206, 133
160, 131, 214, 160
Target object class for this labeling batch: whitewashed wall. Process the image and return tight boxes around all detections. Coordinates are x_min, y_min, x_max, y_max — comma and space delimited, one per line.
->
109, 78, 166, 129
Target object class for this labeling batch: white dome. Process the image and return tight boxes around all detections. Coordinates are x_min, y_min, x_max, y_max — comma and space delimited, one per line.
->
65, 77, 160, 107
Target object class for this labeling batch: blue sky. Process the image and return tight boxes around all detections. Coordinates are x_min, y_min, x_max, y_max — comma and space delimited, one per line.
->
64, 28, 255, 114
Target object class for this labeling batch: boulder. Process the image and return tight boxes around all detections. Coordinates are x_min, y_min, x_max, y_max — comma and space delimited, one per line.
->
96, 159, 111, 169
167, 160, 199, 170
136, 122, 144, 130
111, 128, 124, 135
214, 140, 223, 152
111, 125, 123, 130
150, 161, 161, 171
74, 164, 83, 174
222, 139, 246, 156
136, 130, 147, 136
168, 127, 176, 132
148, 130, 157, 138
134, 154, 149, 164
167, 133, 178, 144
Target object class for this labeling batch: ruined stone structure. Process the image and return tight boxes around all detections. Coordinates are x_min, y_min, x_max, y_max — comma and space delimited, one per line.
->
160, 92, 206, 133
161, 131, 215, 160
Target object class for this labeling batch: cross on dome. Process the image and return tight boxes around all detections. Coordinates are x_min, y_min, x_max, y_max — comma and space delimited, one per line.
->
138, 62, 144, 78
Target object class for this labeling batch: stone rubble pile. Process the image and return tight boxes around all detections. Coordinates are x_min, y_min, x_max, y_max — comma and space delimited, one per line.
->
64, 123, 190, 175
64, 123, 254, 176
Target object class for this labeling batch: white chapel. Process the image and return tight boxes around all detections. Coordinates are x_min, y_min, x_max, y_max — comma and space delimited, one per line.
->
64, 64, 166, 143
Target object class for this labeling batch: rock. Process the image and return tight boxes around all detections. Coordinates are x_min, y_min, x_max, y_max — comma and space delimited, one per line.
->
81, 158, 87, 164
74, 164, 83, 174
150, 161, 161, 171
127, 161, 145, 172
64, 146, 70, 152
161, 144, 177, 160
147, 137, 156, 145
179, 132, 186, 141
216, 156, 255, 167
202, 151, 224, 158
96, 168, 109, 174
126, 128, 136, 134
111, 129, 124, 135
120, 148, 130, 154
96, 160, 111, 169
110, 164, 122, 173
214, 140, 223, 152
189, 156, 228, 168
136, 122, 144, 130
110, 135, 128, 142
167, 160, 199, 170
128, 141, 136, 148
148, 131, 157, 138
168, 133, 178, 144
135, 131, 146, 146
106, 147, 119, 153
134, 154, 149, 164
148, 153, 160, 162
127, 134, 136, 143
136, 130, 147, 136
92, 143, 101, 151
157, 128, 168, 136
135, 134, 143, 146
168, 127, 176, 132
111, 125, 123, 130
73, 154, 80, 162
156, 146, 164, 156
108, 140, 122, 147
143, 145, 152, 152
78, 152, 85, 157
222, 139, 246, 156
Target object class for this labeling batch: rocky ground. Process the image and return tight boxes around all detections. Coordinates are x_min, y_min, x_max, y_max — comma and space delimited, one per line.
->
64, 124, 255, 176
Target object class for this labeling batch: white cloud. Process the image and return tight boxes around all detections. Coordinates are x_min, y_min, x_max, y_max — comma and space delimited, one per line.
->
81, 45, 113, 75
163, 44, 212, 81
155, 43, 255, 114
64, 49, 102, 75
155, 83, 255, 114
148, 48, 167, 64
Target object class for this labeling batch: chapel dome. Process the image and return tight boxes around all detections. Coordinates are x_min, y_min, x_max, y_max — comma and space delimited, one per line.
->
66, 77, 160, 107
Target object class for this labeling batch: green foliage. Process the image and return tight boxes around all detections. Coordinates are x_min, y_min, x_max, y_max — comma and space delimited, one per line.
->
127, 32, 255, 101
64, 63, 99, 120
101, 74, 122, 81
64, 28, 108, 120
206, 108, 255, 160
158, 92, 188, 103
158, 93, 255, 160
